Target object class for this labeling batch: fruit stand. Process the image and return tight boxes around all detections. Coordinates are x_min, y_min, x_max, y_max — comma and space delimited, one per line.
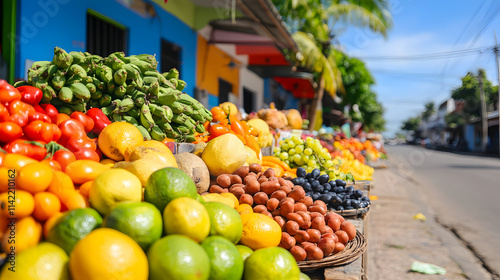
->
0, 47, 386, 280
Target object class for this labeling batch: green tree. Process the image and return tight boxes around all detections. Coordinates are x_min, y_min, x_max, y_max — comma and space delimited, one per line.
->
421, 102, 435, 121
451, 70, 496, 122
273, 0, 392, 129
401, 117, 420, 131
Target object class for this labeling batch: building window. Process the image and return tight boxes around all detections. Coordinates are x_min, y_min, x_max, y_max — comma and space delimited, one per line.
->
243, 87, 255, 114
218, 78, 232, 104
161, 39, 181, 74
86, 10, 127, 57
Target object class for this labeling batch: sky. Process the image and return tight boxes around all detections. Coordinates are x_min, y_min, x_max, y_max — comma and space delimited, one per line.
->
337, 0, 500, 138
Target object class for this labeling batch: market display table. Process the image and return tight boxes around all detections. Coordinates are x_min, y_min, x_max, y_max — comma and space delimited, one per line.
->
304, 215, 369, 280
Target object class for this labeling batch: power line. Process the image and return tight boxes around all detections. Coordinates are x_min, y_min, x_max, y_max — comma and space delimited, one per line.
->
358, 46, 492, 60
470, 3, 500, 47
454, 0, 489, 45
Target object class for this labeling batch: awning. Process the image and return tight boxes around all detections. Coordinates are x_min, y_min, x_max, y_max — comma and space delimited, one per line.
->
274, 77, 315, 99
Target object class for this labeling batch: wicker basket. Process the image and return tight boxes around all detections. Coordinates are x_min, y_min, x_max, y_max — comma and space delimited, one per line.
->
297, 230, 367, 271
332, 206, 370, 218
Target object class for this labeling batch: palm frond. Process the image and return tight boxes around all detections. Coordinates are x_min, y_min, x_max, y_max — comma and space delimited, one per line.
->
327, 3, 391, 36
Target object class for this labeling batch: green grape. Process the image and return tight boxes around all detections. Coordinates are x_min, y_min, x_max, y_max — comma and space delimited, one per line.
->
274, 152, 281, 158
307, 160, 316, 167
291, 135, 300, 142
304, 148, 313, 155
273, 147, 280, 154
306, 166, 314, 173
293, 154, 301, 162
284, 159, 291, 166
287, 141, 296, 148
302, 155, 309, 163
325, 160, 334, 168
288, 149, 296, 156
279, 140, 284, 146
280, 152, 289, 160
295, 145, 304, 154
281, 143, 289, 151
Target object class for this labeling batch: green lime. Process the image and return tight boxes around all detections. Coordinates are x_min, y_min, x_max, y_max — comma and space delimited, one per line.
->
201, 236, 243, 280
243, 247, 300, 280
0, 242, 69, 280
147, 235, 210, 280
47, 208, 102, 255
204, 202, 243, 244
102, 201, 162, 251
236, 245, 253, 262
144, 167, 198, 212
163, 197, 210, 243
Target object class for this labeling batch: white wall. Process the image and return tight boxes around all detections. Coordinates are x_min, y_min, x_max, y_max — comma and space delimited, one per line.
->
239, 67, 264, 114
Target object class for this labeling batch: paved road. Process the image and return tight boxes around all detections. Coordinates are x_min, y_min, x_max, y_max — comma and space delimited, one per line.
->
386, 145, 500, 277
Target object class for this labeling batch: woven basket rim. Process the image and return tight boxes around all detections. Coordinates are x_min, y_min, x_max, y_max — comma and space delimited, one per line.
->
332, 205, 370, 217
297, 230, 367, 271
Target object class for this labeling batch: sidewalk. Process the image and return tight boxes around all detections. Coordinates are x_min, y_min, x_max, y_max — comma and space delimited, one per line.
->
366, 158, 491, 280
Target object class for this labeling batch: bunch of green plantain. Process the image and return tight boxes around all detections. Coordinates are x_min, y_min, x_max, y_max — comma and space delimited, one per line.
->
20, 47, 212, 142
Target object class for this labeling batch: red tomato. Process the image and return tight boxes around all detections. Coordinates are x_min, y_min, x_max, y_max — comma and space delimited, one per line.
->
0, 81, 22, 106
7, 113, 29, 127
65, 137, 97, 152
28, 112, 52, 123
41, 159, 62, 171
40, 104, 58, 123
8, 100, 35, 118
0, 122, 23, 143
70, 112, 94, 133
0, 103, 9, 122
73, 148, 100, 162
52, 150, 76, 171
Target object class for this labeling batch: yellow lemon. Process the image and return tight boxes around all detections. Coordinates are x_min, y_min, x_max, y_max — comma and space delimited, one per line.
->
69, 228, 148, 280
219, 102, 238, 116
99, 159, 116, 168
163, 197, 210, 243
113, 159, 168, 187
247, 119, 270, 136
97, 122, 144, 161
202, 193, 235, 208
239, 213, 281, 250
245, 145, 261, 165
236, 204, 253, 215
243, 247, 300, 280
202, 134, 248, 176
124, 140, 177, 168
89, 169, 142, 215
220, 192, 239, 208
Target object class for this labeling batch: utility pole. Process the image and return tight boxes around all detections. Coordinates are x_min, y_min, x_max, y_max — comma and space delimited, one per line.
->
479, 70, 488, 153
494, 33, 500, 156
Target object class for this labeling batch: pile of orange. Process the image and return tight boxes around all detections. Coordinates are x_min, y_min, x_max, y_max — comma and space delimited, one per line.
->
0, 153, 110, 254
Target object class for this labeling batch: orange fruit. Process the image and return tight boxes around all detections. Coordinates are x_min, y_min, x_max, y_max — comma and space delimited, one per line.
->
78, 181, 93, 198
69, 228, 148, 280
43, 212, 64, 239
62, 191, 88, 210
0, 190, 35, 219
65, 160, 110, 185
17, 162, 54, 193
40, 158, 62, 171
33, 192, 61, 221
47, 171, 76, 202
97, 122, 144, 161
239, 213, 281, 250
1, 153, 36, 171
1, 216, 42, 254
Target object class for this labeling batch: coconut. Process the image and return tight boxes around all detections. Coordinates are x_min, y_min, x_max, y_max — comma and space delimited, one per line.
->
174, 153, 210, 194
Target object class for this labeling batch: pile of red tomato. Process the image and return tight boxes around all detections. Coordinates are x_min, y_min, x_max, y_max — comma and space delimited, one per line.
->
0, 80, 110, 171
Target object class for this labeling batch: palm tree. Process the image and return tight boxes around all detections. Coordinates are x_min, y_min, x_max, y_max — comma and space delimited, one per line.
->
273, 0, 392, 130
422, 102, 435, 121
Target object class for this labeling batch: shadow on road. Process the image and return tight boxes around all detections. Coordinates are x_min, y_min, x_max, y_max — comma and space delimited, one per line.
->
447, 164, 500, 170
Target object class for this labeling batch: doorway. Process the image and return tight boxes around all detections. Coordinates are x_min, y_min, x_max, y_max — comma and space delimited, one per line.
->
218, 78, 232, 104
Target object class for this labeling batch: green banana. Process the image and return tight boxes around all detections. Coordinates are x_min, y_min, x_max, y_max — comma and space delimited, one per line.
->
101, 106, 113, 116
176, 80, 186, 91
162, 105, 174, 122
67, 102, 86, 112
131, 54, 158, 69
50, 73, 66, 91
82, 76, 93, 84
105, 56, 125, 71
91, 90, 103, 100
58, 106, 73, 115
106, 81, 116, 95
123, 115, 139, 125
86, 83, 97, 94
52, 47, 73, 68
171, 123, 191, 134
195, 122, 205, 133
113, 69, 127, 85
169, 78, 178, 89
134, 97, 145, 108
168, 101, 193, 115
125, 83, 135, 93
140, 103, 155, 130
35, 79, 49, 91
144, 71, 168, 85
114, 85, 127, 98
130, 60, 155, 73
40, 64, 58, 80
41, 85, 56, 103
164, 68, 179, 80
13, 80, 30, 87
99, 94, 112, 107
131, 90, 147, 100
149, 103, 172, 122
96, 65, 113, 84
149, 81, 159, 96
134, 125, 152, 140
111, 113, 123, 122
68, 64, 87, 79
165, 129, 180, 140
150, 126, 167, 141
143, 76, 158, 85
65, 76, 83, 85
178, 94, 203, 110
128, 107, 140, 119
172, 113, 192, 125
109, 52, 125, 60
69, 51, 86, 64
31, 61, 51, 69
87, 102, 99, 109
190, 110, 204, 122
90, 55, 104, 64
70, 83, 91, 101
123, 64, 140, 80
200, 108, 213, 122
58, 87, 73, 103
131, 76, 143, 88
113, 97, 134, 113
92, 77, 105, 91
156, 88, 180, 106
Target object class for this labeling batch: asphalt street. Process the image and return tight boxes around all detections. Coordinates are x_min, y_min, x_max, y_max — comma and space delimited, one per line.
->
386, 145, 500, 277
